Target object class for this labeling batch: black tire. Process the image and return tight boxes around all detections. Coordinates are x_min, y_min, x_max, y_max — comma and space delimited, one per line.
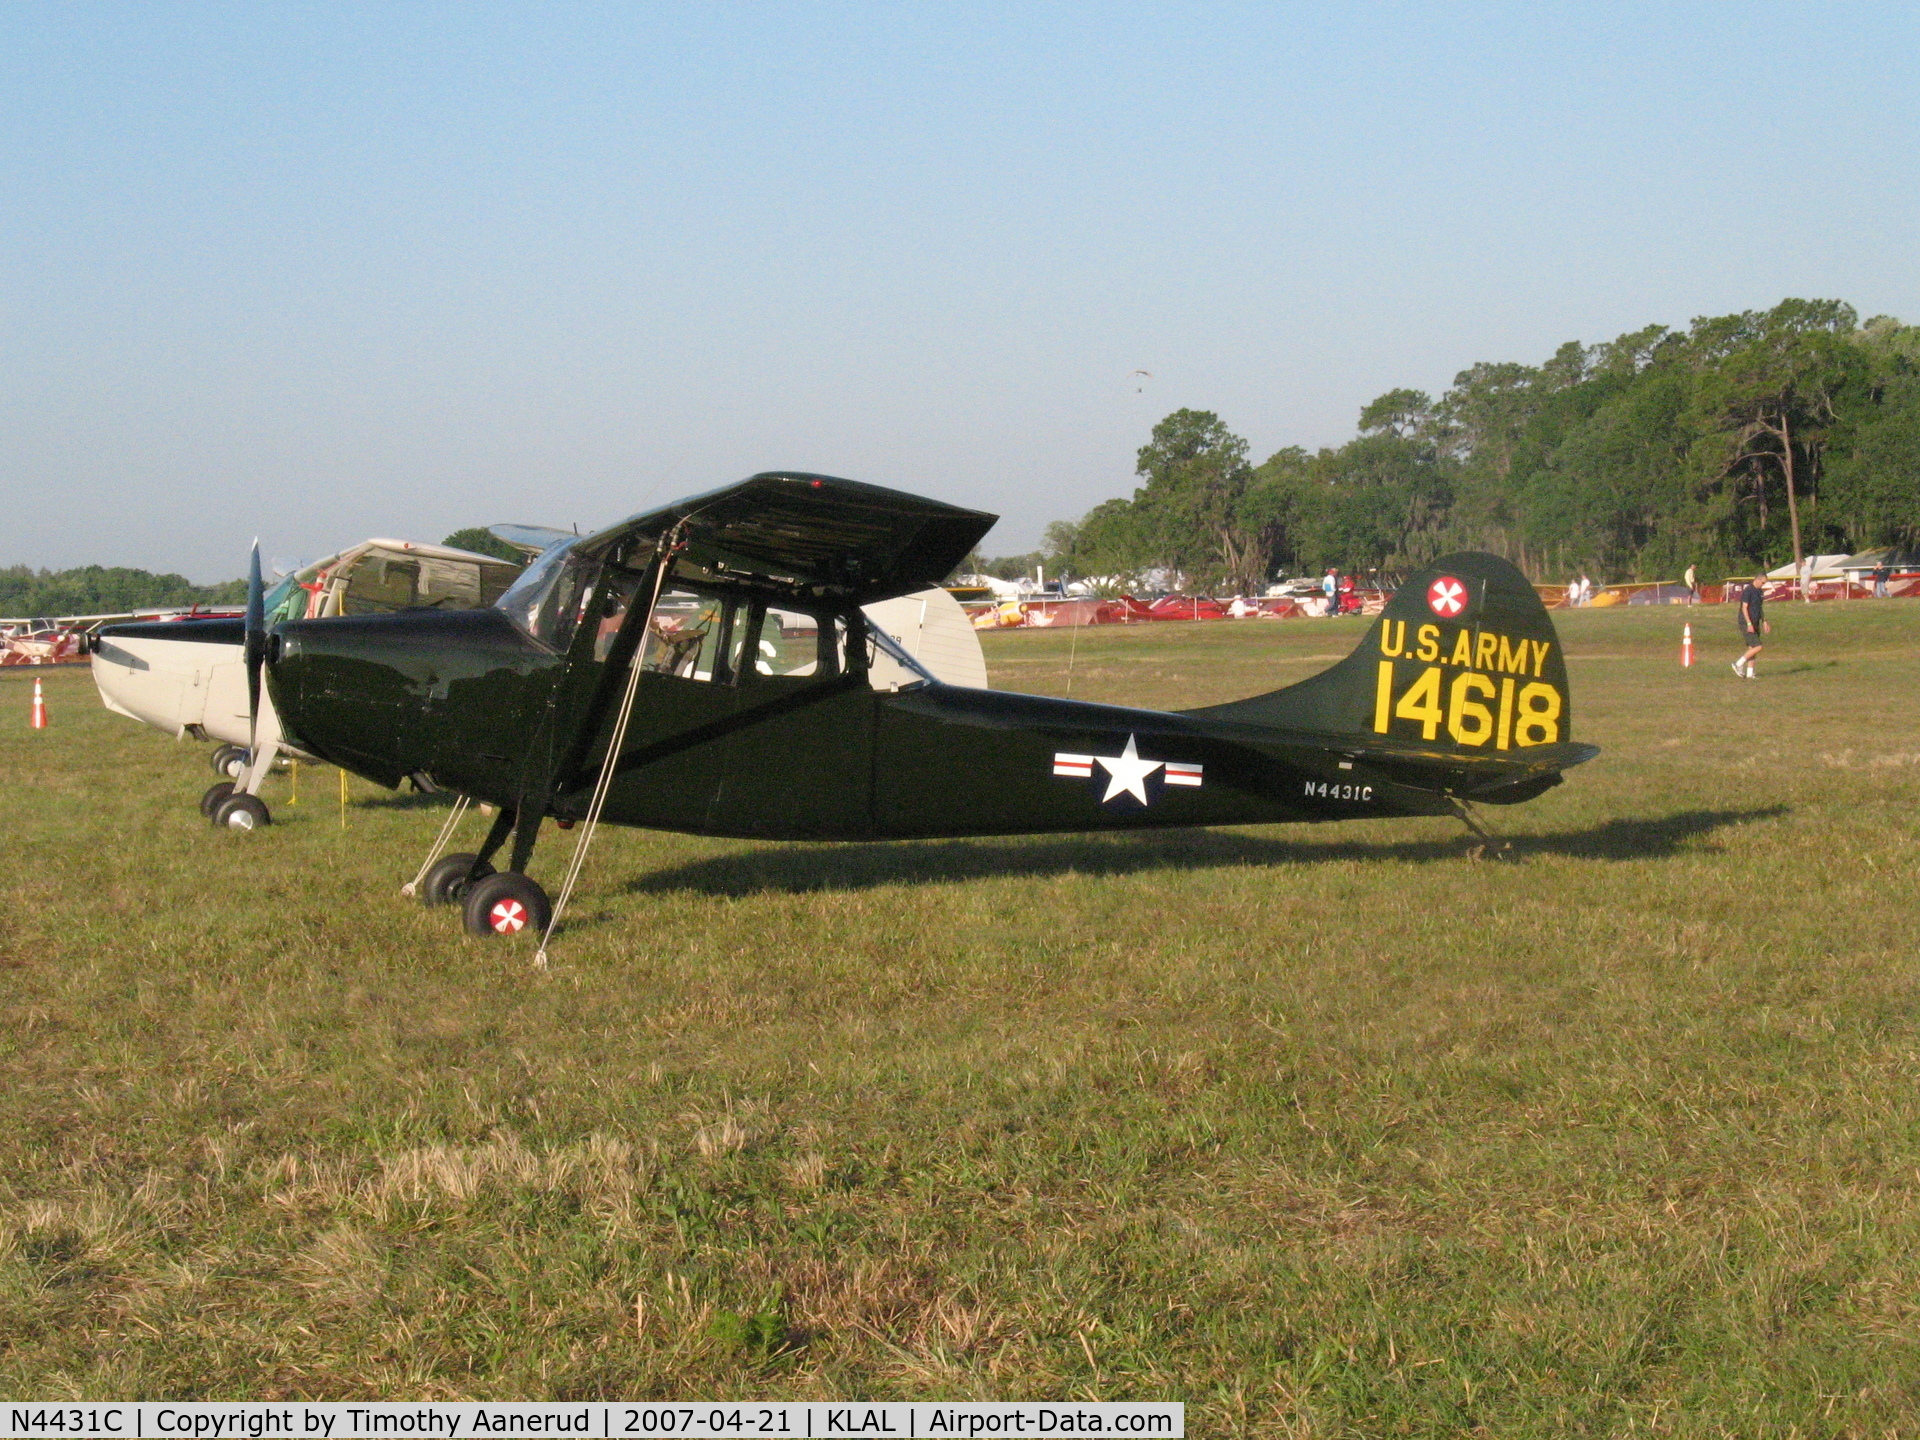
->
419, 852, 494, 908
212, 792, 271, 830
209, 744, 241, 777
462, 872, 552, 938
222, 748, 252, 780
200, 781, 236, 817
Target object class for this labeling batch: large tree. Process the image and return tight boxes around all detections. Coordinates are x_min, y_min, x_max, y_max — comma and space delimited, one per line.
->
1823, 318, 1920, 549
1130, 409, 1263, 591
442, 528, 526, 563
1683, 299, 1863, 577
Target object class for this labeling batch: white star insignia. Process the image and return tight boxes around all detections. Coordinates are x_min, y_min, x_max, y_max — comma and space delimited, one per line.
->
1052, 735, 1204, 805
1095, 733, 1162, 804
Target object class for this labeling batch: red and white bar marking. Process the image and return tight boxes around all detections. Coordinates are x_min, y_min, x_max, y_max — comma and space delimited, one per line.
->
1164, 761, 1204, 787
1052, 752, 1094, 777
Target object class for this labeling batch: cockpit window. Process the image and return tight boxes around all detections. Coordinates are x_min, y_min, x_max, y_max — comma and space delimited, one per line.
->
752, 606, 824, 678
263, 575, 302, 627
643, 590, 749, 682
496, 538, 597, 651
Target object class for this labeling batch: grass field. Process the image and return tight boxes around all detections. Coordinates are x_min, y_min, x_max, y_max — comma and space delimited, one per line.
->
3, 600, 1919, 1433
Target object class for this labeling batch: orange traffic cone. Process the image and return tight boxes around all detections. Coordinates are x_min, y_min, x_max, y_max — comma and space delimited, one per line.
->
1681, 622, 1693, 668
30, 677, 47, 728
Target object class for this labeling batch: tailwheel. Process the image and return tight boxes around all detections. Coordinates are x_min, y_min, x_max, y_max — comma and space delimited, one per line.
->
200, 781, 236, 817
419, 852, 494, 908
1452, 800, 1510, 862
463, 872, 551, 938
212, 792, 271, 830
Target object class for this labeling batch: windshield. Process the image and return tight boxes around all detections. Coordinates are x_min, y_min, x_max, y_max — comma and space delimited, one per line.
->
495, 538, 588, 648
262, 575, 302, 626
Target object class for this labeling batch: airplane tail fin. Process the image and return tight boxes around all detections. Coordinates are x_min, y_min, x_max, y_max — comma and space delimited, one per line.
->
1185, 553, 1595, 799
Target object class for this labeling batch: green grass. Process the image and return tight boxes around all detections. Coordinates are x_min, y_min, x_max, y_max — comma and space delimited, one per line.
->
3, 599, 1919, 1433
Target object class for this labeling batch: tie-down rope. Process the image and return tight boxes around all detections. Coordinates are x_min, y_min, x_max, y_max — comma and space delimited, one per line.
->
400, 793, 472, 897
534, 524, 686, 968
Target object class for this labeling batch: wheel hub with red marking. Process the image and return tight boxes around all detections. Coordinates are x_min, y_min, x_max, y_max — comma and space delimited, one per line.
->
489, 899, 528, 934
1427, 576, 1468, 618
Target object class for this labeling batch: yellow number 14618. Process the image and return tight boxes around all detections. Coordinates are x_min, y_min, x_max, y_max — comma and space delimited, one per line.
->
1372, 662, 1560, 748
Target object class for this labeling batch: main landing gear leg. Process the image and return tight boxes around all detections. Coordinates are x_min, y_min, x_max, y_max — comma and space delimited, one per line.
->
507, 806, 544, 876
459, 807, 555, 940
473, 805, 517, 868
1451, 799, 1510, 862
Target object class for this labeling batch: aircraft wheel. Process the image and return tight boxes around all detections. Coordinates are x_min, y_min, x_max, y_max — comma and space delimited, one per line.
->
221, 748, 252, 780
419, 852, 494, 908
209, 744, 242, 777
463, 873, 551, 939
212, 792, 271, 831
200, 781, 236, 817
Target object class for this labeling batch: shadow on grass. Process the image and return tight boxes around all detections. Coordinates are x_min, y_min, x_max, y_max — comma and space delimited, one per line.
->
351, 788, 461, 811
624, 807, 1788, 898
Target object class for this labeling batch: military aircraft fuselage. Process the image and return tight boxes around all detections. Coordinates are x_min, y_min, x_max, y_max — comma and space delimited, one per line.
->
269, 605, 1461, 842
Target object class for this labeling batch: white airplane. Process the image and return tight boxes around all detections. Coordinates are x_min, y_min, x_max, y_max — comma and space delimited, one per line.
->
92, 537, 529, 820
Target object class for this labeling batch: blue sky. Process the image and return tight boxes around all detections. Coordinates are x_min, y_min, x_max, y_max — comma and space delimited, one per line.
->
3, 2, 1915, 580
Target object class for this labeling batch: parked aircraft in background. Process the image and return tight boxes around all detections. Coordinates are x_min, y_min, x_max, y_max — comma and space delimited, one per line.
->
91, 537, 528, 811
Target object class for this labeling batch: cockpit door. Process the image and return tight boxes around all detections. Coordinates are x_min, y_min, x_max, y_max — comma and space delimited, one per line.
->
555, 580, 876, 839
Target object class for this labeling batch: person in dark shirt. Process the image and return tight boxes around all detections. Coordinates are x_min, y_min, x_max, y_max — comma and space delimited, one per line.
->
1733, 575, 1769, 679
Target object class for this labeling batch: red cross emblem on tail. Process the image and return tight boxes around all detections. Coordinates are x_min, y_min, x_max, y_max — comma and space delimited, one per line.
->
1427, 576, 1467, 618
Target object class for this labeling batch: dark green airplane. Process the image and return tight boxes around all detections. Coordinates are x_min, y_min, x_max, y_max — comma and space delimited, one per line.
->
104, 473, 1597, 943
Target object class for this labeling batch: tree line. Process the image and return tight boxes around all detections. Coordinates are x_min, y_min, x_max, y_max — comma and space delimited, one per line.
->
1031, 299, 1920, 591
0, 564, 247, 619
1, 530, 522, 620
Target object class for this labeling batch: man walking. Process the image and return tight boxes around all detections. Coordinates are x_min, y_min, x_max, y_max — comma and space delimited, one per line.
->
1733, 574, 1769, 679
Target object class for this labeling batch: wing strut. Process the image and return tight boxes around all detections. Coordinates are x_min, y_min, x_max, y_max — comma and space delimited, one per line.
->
533, 520, 689, 968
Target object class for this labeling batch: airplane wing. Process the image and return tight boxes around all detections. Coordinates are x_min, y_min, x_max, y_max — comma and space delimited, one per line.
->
575, 472, 997, 607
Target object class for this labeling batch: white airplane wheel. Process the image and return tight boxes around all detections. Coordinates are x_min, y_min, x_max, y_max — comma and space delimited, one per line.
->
209, 744, 243, 777
213, 793, 271, 830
